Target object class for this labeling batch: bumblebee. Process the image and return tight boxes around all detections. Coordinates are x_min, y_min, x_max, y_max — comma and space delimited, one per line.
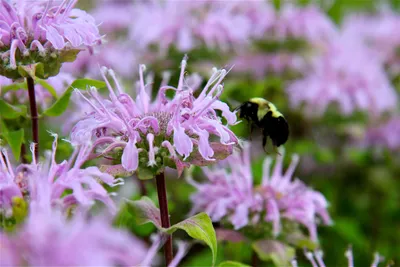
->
236, 97, 289, 152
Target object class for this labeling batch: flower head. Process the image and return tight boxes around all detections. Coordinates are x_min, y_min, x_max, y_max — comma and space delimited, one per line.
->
0, 133, 122, 216
0, 0, 101, 79
362, 116, 400, 151
0, 179, 148, 266
189, 143, 331, 241
71, 58, 238, 178
287, 35, 398, 117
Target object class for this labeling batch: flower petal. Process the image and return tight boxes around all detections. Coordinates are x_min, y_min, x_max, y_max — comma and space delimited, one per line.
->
121, 139, 139, 172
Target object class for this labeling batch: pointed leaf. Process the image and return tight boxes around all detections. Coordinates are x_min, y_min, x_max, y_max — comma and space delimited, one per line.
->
0, 100, 27, 119
126, 197, 218, 266
218, 261, 251, 267
43, 79, 106, 116
125, 196, 162, 228
165, 213, 217, 266
252, 240, 295, 266
2, 129, 24, 160
35, 79, 58, 98
0, 82, 27, 94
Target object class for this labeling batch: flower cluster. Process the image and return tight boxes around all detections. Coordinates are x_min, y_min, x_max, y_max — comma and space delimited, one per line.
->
0, 159, 148, 266
129, 1, 271, 54
189, 143, 331, 241
0, 0, 101, 79
0, 134, 122, 217
287, 35, 398, 117
70, 58, 238, 178
343, 11, 400, 75
362, 116, 400, 151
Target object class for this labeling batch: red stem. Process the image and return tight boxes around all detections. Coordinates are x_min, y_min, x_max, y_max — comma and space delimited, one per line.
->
155, 172, 173, 265
27, 77, 39, 161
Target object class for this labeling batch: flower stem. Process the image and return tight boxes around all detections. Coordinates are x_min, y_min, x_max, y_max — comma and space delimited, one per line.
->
155, 172, 173, 265
26, 77, 39, 161
252, 250, 259, 267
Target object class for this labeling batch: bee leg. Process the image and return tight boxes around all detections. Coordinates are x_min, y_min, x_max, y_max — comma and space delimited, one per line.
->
249, 123, 255, 141
262, 134, 269, 154
273, 145, 281, 156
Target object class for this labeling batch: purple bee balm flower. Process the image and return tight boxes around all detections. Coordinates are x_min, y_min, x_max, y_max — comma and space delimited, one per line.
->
70, 57, 238, 178
189, 143, 331, 242
0, 149, 23, 217
362, 116, 400, 151
274, 4, 338, 46
0, 133, 123, 215
0, 0, 102, 79
1, 72, 73, 109
0, 176, 148, 266
129, 1, 271, 55
287, 35, 398, 117
343, 11, 400, 76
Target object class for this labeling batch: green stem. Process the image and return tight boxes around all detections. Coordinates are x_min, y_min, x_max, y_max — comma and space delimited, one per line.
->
26, 77, 39, 161
155, 172, 173, 265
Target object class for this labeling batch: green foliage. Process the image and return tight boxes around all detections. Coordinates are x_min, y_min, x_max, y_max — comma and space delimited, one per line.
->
127, 196, 218, 266
218, 261, 251, 267
252, 240, 295, 266
2, 129, 24, 160
0, 99, 27, 119
43, 79, 106, 116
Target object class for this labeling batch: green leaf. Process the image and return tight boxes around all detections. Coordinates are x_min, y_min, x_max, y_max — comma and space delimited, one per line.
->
35, 79, 58, 98
252, 240, 295, 266
218, 261, 251, 267
0, 99, 27, 119
126, 196, 218, 266
126, 196, 162, 227
165, 212, 217, 266
0, 82, 27, 94
2, 129, 24, 160
43, 79, 106, 117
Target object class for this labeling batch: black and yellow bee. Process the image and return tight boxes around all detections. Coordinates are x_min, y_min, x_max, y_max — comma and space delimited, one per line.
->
236, 97, 289, 152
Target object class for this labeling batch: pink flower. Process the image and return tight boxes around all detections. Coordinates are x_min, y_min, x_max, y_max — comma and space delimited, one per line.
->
189, 143, 331, 241
287, 35, 398, 117
363, 116, 400, 151
0, 0, 101, 78
129, 1, 271, 54
0, 133, 122, 215
0, 149, 23, 217
70, 57, 238, 178
0, 181, 148, 266
343, 11, 400, 75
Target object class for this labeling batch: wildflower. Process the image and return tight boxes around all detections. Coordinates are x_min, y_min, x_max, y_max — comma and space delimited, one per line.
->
362, 116, 400, 151
70, 57, 238, 178
129, 1, 271, 55
189, 143, 331, 241
287, 35, 398, 117
0, 133, 122, 216
343, 11, 400, 75
1, 72, 73, 109
0, 0, 102, 79
0, 172, 148, 266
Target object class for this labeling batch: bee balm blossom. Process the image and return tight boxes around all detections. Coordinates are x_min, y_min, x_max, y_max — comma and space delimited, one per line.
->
0, 167, 148, 267
0, 134, 122, 216
70, 58, 238, 178
0, 0, 101, 79
189, 143, 331, 241
287, 36, 398, 117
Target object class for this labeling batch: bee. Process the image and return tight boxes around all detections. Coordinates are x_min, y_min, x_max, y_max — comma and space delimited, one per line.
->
235, 97, 289, 152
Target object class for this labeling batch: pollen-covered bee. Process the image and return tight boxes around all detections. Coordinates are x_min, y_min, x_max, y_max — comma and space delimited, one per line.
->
236, 97, 289, 152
